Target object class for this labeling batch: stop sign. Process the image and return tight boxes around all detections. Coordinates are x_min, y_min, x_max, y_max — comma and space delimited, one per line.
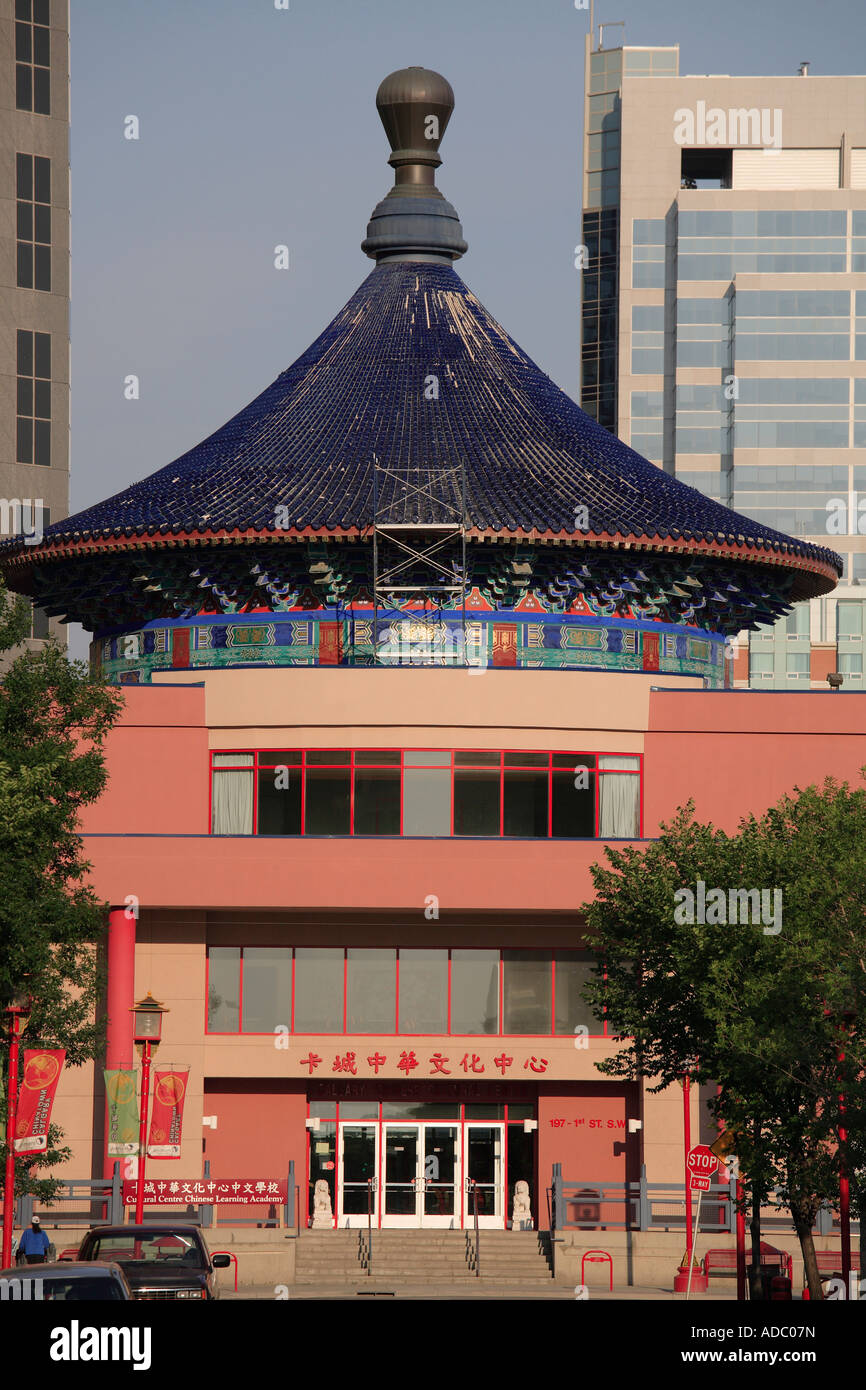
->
687, 1144, 720, 1190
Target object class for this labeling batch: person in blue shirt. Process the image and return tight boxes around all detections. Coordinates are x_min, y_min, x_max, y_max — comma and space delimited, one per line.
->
17, 1216, 51, 1265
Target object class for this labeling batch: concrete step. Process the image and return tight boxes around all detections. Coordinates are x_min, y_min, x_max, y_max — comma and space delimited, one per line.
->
294, 1228, 553, 1285
297, 1234, 544, 1245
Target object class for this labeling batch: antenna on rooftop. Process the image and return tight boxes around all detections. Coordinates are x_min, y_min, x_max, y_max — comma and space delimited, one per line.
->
598, 20, 625, 50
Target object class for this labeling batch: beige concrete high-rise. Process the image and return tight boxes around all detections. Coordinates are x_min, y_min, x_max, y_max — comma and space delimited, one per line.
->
580, 33, 866, 689
0, 0, 68, 651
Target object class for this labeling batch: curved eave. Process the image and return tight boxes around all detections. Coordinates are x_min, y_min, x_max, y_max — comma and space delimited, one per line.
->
0, 526, 841, 597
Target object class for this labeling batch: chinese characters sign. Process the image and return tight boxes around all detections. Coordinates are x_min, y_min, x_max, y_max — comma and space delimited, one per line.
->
298, 1049, 550, 1077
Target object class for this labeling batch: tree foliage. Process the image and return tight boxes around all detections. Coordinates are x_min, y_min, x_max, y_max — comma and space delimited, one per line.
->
582, 777, 866, 1298
0, 594, 123, 1201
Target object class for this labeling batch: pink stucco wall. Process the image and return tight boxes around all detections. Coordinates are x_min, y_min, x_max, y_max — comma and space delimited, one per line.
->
645, 690, 866, 834
78, 673, 866, 909
80, 685, 209, 835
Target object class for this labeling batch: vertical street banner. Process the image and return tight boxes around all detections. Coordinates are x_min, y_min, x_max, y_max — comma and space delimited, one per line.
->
147, 1068, 189, 1158
104, 1069, 139, 1155
14, 1050, 66, 1153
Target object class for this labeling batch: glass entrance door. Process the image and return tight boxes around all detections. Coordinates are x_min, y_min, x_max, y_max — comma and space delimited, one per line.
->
421, 1125, 459, 1226
382, 1123, 460, 1227
383, 1125, 418, 1226
464, 1124, 504, 1228
337, 1124, 377, 1228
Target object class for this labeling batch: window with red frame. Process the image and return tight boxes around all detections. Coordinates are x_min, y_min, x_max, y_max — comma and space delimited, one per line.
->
205, 947, 608, 1037
210, 749, 641, 839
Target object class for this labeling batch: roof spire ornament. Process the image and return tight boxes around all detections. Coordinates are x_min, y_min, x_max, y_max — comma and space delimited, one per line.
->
361, 66, 468, 264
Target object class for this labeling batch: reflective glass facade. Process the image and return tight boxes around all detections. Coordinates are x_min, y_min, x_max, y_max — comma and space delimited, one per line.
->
582, 47, 677, 431
630, 390, 663, 461
586, 52, 864, 691
677, 210, 847, 279
631, 304, 664, 373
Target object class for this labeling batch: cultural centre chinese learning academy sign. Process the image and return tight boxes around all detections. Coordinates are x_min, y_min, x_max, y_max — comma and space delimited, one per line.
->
123, 1179, 287, 1206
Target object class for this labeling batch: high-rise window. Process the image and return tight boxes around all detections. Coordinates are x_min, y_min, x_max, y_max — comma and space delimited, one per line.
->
676, 383, 729, 456
15, 0, 50, 116
677, 210, 846, 279
632, 218, 666, 289
631, 305, 665, 374
16, 154, 51, 291
734, 378, 849, 450
837, 602, 863, 639
16, 330, 51, 465
676, 297, 731, 369
785, 606, 810, 639
630, 391, 663, 462
735, 290, 851, 363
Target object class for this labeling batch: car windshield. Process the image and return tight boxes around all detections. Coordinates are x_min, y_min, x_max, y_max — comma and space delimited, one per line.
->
86, 1233, 205, 1267
37, 1276, 126, 1301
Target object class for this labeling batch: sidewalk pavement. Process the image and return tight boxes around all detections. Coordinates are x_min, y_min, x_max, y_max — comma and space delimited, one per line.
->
222, 1282, 743, 1301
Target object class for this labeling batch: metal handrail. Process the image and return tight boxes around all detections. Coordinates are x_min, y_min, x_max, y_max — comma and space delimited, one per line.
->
366, 1179, 373, 1278
467, 1178, 480, 1278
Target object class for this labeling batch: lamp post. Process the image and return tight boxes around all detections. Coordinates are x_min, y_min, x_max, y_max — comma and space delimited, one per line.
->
130, 994, 167, 1226
2, 991, 32, 1269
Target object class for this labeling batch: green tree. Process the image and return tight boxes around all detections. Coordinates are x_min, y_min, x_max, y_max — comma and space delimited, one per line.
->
0, 592, 123, 1205
582, 779, 866, 1300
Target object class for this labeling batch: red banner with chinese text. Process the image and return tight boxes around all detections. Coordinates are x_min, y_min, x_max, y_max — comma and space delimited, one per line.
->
147, 1068, 189, 1158
14, 1050, 65, 1153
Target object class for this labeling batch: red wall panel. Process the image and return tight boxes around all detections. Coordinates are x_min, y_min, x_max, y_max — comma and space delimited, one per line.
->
203, 1080, 307, 1221
538, 1084, 639, 1229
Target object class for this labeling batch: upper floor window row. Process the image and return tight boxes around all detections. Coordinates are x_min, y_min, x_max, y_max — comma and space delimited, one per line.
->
210, 748, 642, 840
15, 0, 50, 116
678, 211, 847, 238
207, 946, 606, 1038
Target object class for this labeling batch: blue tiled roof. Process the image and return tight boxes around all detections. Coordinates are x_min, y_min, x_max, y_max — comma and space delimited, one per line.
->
16, 262, 841, 573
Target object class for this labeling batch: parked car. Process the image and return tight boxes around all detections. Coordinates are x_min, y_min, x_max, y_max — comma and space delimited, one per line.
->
0, 1260, 132, 1300
75, 1225, 230, 1300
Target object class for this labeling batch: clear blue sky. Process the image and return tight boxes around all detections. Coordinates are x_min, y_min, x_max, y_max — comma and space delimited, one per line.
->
68, 0, 866, 640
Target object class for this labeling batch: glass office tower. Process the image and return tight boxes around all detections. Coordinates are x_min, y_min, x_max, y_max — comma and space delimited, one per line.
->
580, 35, 866, 688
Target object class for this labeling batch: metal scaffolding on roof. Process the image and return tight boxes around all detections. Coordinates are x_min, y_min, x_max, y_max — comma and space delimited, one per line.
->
371, 458, 468, 666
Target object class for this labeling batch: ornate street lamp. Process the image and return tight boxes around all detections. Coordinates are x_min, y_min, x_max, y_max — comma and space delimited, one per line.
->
2, 990, 33, 1269
130, 994, 168, 1226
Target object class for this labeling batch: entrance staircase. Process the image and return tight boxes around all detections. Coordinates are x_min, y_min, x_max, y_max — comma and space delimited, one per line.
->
295, 1229, 554, 1285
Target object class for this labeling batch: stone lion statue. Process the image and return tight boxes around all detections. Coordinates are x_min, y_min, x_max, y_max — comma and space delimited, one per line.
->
512, 1179, 533, 1231
312, 1178, 333, 1229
